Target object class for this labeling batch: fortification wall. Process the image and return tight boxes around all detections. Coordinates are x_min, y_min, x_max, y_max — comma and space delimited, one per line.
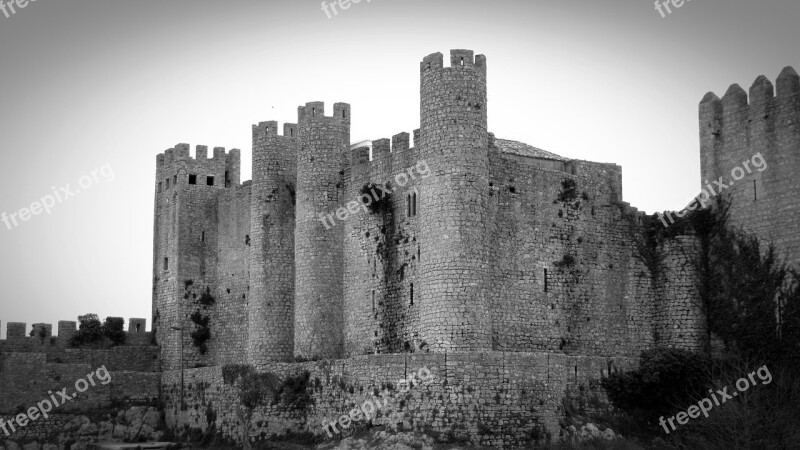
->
0, 352, 159, 415
700, 68, 800, 268
344, 132, 425, 357
483, 145, 660, 356
161, 351, 638, 448
248, 121, 298, 367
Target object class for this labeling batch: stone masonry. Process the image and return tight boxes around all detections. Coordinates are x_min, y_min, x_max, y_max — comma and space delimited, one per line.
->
147, 50, 799, 446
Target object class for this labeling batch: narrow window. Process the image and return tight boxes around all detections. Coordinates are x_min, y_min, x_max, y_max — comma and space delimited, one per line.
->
163, 258, 169, 271
412, 192, 417, 216
201, 231, 205, 242
410, 283, 414, 305
207, 176, 215, 186
342, 109, 346, 118
407, 194, 412, 217
158, 182, 162, 193
460, 57, 464, 66
544, 269, 548, 292
166, 178, 170, 189
753, 180, 758, 201
173, 175, 177, 185
290, 128, 294, 137
225, 171, 230, 188
189, 175, 197, 185
312, 108, 316, 116
136, 324, 141, 332
372, 290, 375, 313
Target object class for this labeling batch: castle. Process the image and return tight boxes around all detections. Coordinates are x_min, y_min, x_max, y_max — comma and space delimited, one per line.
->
149, 48, 800, 444
3, 49, 795, 449
152, 49, 715, 372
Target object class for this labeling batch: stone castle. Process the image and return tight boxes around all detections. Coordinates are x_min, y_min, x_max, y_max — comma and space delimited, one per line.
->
2, 50, 798, 448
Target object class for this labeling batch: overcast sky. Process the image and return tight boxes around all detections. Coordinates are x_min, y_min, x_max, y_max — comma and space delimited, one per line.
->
0, 0, 797, 338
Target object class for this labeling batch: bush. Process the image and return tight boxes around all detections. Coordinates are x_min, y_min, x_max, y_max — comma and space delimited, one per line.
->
103, 317, 126, 346
601, 348, 710, 435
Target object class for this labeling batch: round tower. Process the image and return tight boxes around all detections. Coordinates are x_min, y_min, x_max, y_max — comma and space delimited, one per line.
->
248, 121, 298, 366
294, 102, 350, 360
417, 50, 492, 351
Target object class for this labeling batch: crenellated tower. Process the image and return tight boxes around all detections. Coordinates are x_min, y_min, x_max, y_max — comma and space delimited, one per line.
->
417, 50, 492, 351
294, 102, 350, 360
248, 121, 298, 366
153, 144, 241, 370
699, 67, 800, 267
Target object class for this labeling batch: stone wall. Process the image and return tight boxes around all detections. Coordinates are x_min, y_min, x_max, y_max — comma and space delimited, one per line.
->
161, 351, 638, 449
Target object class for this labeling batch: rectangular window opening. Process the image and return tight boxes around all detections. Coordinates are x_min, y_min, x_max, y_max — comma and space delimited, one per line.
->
189, 174, 197, 185
163, 258, 169, 271
201, 231, 205, 242
158, 182, 162, 193
372, 290, 375, 313
166, 178, 170, 189
753, 180, 758, 201
207, 176, 215, 186
225, 171, 230, 188
544, 268, 548, 292
410, 283, 414, 305
173, 175, 177, 185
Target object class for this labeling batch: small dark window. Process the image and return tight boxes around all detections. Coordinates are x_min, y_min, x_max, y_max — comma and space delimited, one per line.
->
207, 176, 215, 186
165, 178, 170, 189
407, 194, 412, 217
372, 290, 375, 313
312, 108, 316, 116
136, 324, 141, 332
544, 268, 548, 292
189, 175, 197, 185
163, 258, 169, 271
225, 171, 230, 188
290, 129, 294, 137
173, 175, 177, 185
410, 283, 414, 305
342, 109, 346, 118
201, 231, 205, 242
753, 180, 758, 201
158, 182, 162, 193
412, 192, 417, 216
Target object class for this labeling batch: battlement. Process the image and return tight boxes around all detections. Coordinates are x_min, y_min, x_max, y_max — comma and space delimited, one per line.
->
2, 317, 148, 340
420, 49, 486, 74
156, 144, 240, 167
252, 121, 299, 139
700, 67, 800, 120
297, 101, 351, 122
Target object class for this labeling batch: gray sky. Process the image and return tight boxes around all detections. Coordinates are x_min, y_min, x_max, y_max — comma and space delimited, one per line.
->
0, 0, 798, 337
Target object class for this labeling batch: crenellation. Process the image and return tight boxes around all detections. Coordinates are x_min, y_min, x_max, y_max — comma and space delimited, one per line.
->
391, 132, 410, 152
7, 322, 26, 338
777, 66, 800, 97
749, 75, 775, 105
196, 144, 208, 160
721, 83, 748, 115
